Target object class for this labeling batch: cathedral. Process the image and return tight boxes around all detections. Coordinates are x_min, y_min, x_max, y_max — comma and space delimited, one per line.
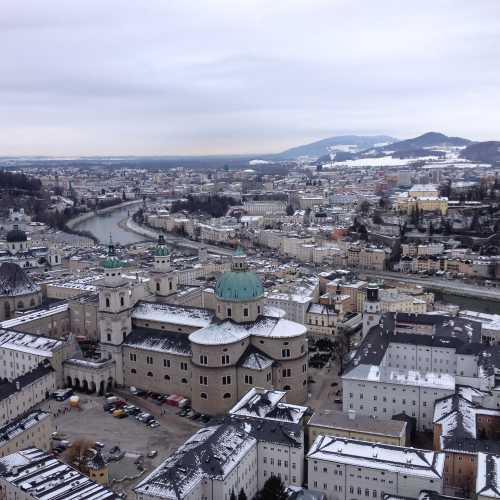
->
91, 237, 309, 415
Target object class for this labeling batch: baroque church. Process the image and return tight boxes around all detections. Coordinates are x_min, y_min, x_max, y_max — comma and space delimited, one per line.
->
86, 236, 308, 415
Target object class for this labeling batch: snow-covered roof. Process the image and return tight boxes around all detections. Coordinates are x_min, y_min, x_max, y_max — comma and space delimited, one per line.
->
0, 410, 51, 447
0, 448, 119, 499
343, 364, 455, 390
0, 329, 63, 357
307, 436, 445, 479
476, 453, 500, 498
0, 303, 68, 330
229, 388, 309, 424
132, 301, 213, 329
189, 317, 306, 346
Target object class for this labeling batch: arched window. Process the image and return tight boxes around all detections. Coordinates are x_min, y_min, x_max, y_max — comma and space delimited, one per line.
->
164, 374, 170, 380
181, 378, 188, 384
201, 393, 207, 399
105, 298, 110, 308
156, 282, 160, 292
283, 385, 291, 391
169, 281, 173, 290
131, 369, 136, 374
147, 371, 153, 377
223, 393, 231, 399
17, 301, 24, 309
120, 296, 124, 307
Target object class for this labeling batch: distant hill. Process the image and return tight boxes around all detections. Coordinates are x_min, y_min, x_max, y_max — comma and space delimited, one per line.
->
376, 132, 471, 153
273, 135, 397, 159
460, 141, 500, 164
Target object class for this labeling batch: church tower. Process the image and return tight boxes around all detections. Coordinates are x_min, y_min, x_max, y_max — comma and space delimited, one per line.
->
150, 234, 178, 298
97, 241, 132, 385
362, 283, 382, 337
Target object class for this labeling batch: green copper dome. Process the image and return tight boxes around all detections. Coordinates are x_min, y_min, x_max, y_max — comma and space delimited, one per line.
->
152, 234, 169, 257
103, 256, 123, 269
215, 270, 264, 302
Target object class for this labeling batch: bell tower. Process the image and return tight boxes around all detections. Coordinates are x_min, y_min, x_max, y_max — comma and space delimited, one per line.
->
362, 283, 382, 337
97, 240, 131, 384
150, 233, 178, 297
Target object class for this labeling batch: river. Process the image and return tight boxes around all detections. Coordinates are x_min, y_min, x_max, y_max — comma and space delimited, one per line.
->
74, 205, 146, 245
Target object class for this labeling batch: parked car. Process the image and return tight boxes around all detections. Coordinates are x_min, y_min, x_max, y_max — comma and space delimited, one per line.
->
149, 420, 160, 428
52, 389, 73, 401
177, 409, 189, 417
190, 412, 201, 421
200, 414, 210, 424
112, 409, 127, 418
147, 450, 158, 458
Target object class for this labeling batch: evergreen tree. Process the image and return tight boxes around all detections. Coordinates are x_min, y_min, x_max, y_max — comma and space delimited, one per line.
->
258, 475, 288, 500
238, 488, 247, 500
230, 490, 236, 500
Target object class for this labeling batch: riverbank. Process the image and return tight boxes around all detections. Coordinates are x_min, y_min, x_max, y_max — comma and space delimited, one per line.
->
66, 200, 142, 229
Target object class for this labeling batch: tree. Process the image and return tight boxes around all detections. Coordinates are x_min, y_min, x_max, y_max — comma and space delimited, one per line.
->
258, 476, 288, 500
359, 200, 370, 215
230, 490, 236, 500
238, 489, 247, 500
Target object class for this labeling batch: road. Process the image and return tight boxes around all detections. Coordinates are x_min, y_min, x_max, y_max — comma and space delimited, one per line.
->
125, 218, 234, 256
359, 270, 500, 302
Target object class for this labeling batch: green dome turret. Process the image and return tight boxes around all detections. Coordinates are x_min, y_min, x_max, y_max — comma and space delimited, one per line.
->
102, 239, 123, 269
152, 233, 170, 257
215, 247, 263, 301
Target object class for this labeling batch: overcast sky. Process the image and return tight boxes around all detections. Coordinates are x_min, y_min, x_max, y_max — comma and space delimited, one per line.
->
1, 0, 500, 156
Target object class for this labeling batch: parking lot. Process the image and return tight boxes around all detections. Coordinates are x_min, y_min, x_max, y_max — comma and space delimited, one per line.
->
39, 391, 203, 496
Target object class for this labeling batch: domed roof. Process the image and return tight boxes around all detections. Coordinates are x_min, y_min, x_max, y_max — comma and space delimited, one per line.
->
102, 243, 123, 269
0, 262, 40, 297
215, 270, 264, 302
6, 228, 27, 242
152, 234, 169, 257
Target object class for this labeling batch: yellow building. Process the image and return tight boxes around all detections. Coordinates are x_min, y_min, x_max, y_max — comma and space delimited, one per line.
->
396, 184, 448, 215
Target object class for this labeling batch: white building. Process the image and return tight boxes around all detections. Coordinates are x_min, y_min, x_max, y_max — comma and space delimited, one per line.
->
135, 389, 307, 500
0, 448, 119, 499
307, 436, 445, 500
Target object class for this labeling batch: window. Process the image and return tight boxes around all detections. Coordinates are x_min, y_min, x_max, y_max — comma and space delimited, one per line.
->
281, 348, 290, 358
244, 308, 249, 317
227, 307, 232, 317
180, 362, 188, 371
200, 376, 208, 385
282, 368, 291, 378
164, 359, 170, 368
120, 296, 124, 307
129, 353, 136, 362
222, 376, 231, 385
147, 371, 153, 377
156, 282, 160, 291
199, 355, 208, 365
245, 375, 253, 385
223, 393, 231, 399
221, 355, 230, 365
105, 298, 110, 308
146, 356, 153, 365
131, 368, 136, 374
107, 333, 111, 342
164, 374, 170, 380
181, 378, 188, 384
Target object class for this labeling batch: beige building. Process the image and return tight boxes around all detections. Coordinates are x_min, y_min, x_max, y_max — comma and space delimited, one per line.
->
0, 362, 56, 426
307, 409, 407, 447
0, 410, 53, 458
396, 184, 448, 215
